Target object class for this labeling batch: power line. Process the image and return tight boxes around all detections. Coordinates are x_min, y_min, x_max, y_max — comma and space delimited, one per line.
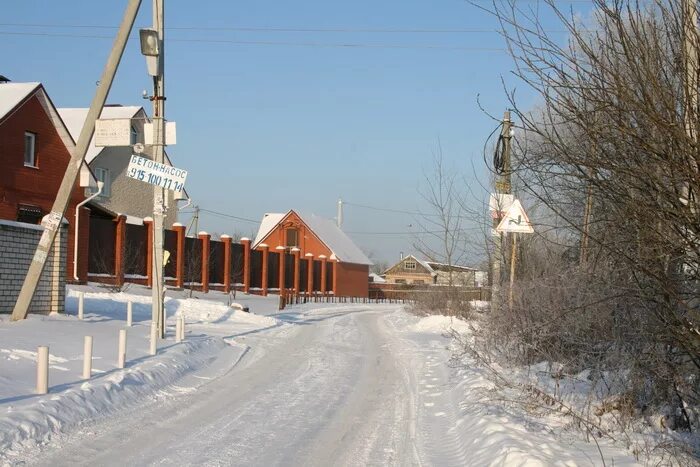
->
0, 22, 571, 34
0, 30, 505, 51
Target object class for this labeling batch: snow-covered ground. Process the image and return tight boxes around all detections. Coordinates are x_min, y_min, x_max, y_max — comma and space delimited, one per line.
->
0, 285, 640, 466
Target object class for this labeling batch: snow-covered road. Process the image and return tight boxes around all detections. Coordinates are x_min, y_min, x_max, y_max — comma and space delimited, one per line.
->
16, 302, 638, 466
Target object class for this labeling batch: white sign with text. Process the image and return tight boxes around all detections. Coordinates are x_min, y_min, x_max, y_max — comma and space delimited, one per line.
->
126, 154, 187, 193
95, 118, 132, 147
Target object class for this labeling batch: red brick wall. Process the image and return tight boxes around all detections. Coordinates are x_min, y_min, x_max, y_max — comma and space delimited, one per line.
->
334, 262, 369, 298
0, 93, 84, 279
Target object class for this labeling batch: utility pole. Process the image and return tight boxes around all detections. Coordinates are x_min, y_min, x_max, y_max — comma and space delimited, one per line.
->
684, 0, 699, 205
491, 110, 512, 313
11, 0, 142, 321
337, 198, 343, 228
151, 0, 167, 337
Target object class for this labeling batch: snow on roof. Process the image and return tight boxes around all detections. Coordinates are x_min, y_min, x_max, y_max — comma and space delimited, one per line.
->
369, 272, 386, 283
426, 261, 477, 272
253, 213, 285, 246
253, 210, 373, 265
58, 106, 143, 163
0, 82, 41, 121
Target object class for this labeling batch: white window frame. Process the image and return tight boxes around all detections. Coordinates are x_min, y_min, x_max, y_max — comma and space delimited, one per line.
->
404, 260, 416, 270
24, 131, 36, 167
130, 126, 138, 145
94, 167, 111, 197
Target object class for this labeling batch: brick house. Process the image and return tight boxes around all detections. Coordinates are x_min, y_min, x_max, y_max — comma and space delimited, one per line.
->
0, 81, 90, 281
252, 210, 372, 297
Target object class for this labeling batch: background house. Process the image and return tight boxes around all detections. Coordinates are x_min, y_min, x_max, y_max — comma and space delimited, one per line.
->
253, 210, 372, 297
0, 81, 90, 280
383, 254, 479, 287
58, 105, 178, 227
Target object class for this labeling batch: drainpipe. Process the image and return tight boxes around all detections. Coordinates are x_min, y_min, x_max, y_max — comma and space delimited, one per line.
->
73, 181, 104, 281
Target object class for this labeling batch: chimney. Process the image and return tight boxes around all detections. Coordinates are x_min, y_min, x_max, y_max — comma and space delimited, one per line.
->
400, 251, 404, 260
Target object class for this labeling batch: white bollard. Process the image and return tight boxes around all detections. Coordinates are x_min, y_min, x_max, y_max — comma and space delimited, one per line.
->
149, 321, 157, 356
36, 346, 49, 394
175, 316, 182, 343
117, 329, 127, 369
83, 335, 93, 379
127, 301, 133, 327
78, 292, 85, 320
180, 316, 185, 341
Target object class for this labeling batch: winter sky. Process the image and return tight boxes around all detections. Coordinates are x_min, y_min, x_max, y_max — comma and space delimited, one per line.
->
2, 0, 591, 264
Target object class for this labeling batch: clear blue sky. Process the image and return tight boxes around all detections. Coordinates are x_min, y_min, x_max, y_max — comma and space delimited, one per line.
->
2, 0, 587, 265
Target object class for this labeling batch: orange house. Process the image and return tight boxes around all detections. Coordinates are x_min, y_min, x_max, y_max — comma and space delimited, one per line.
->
252, 210, 372, 298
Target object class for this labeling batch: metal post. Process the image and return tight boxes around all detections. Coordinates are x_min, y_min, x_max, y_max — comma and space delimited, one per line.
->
83, 336, 93, 379
117, 329, 127, 369
150, 321, 158, 355
78, 292, 85, 320
151, 0, 167, 338
11, 0, 142, 321
509, 233, 517, 313
36, 346, 49, 394
127, 301, 133, 327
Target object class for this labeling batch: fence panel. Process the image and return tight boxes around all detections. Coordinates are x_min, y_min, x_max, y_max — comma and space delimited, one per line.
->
313, 260, 322, 291
325, 263, 334, 293
250, 249, 262, 288
184, 236, 202, 285
300, 259, 308, 292
209, 240, 224, 285
284, 253, 294, 289
124, 224, 147, 277
164, 229, 177, 279
88, 216, 115, 275
268, 251, 280, 289
231, 243, 244, 285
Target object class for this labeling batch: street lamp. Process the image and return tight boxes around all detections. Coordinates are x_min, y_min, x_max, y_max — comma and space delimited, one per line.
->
139, 28, 160, 77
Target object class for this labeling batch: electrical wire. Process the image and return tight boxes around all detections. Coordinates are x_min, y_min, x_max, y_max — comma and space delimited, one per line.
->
0, 30, 505, 52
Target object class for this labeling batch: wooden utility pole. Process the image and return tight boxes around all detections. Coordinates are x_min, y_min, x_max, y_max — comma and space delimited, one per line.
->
12, 0, 143, 321
491, 111, 512, 312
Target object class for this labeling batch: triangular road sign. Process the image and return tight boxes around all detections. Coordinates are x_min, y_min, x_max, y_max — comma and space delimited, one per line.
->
496, 199, 534, 234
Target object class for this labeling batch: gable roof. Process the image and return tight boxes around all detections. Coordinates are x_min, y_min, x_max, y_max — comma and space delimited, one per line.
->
253, 210, 373, 265
0, 82, 41, 122
384, 254, 436, 276
426, 261, 477, 273
58, 106, 143, 164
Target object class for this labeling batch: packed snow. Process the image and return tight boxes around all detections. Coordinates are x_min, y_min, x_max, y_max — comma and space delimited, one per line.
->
0, 284, 642, 465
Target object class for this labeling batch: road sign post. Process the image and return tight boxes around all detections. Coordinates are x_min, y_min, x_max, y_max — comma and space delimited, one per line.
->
496, 199, 534, 313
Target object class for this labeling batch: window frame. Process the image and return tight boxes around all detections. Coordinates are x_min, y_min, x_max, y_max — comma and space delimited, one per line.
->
404, 260, 416, 270
286, 228, 299, 248
24, 131, 37, 167
94, 167, 112, 197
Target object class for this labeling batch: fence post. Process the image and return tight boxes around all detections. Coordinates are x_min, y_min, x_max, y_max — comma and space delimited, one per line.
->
113, 214, 127, 289
78, 291, 85, 320
127, 301, 133, 326
117, 329, 127, 369
221, 234, 232, 293
173, 223, 186, 289
292, 247, 301, 296
241, 238, 251, 294
36, 346, 49, 394
83, 336, 93, 379
260, 244, 269, 296
199, 231, 211, 293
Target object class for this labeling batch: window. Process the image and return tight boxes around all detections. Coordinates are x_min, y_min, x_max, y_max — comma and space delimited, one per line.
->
395, 279, 407, 284
93, 167, 111, 197
286, 228, 299, 247
413, 280, 425, 285
130, 126, 138, 145
404, 260, 416, 270
24, 132, 36, 167
17, 204, 42, 224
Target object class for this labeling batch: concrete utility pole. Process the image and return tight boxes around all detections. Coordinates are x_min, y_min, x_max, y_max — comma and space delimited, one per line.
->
11, 0, 143, 321
151, 0, 167, 337
491, 110, 512, 313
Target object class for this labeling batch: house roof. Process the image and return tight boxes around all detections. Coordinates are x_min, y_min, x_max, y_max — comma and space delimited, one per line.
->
369, 272, 387, 283
383, 254, 436, 276
58, 106, 143, 164
0, 82, 41, 122
426, 261, 477, 272
253, 210, 373, 265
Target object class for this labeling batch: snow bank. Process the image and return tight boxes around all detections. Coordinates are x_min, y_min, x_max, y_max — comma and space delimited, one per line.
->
411, 314, 471, 334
